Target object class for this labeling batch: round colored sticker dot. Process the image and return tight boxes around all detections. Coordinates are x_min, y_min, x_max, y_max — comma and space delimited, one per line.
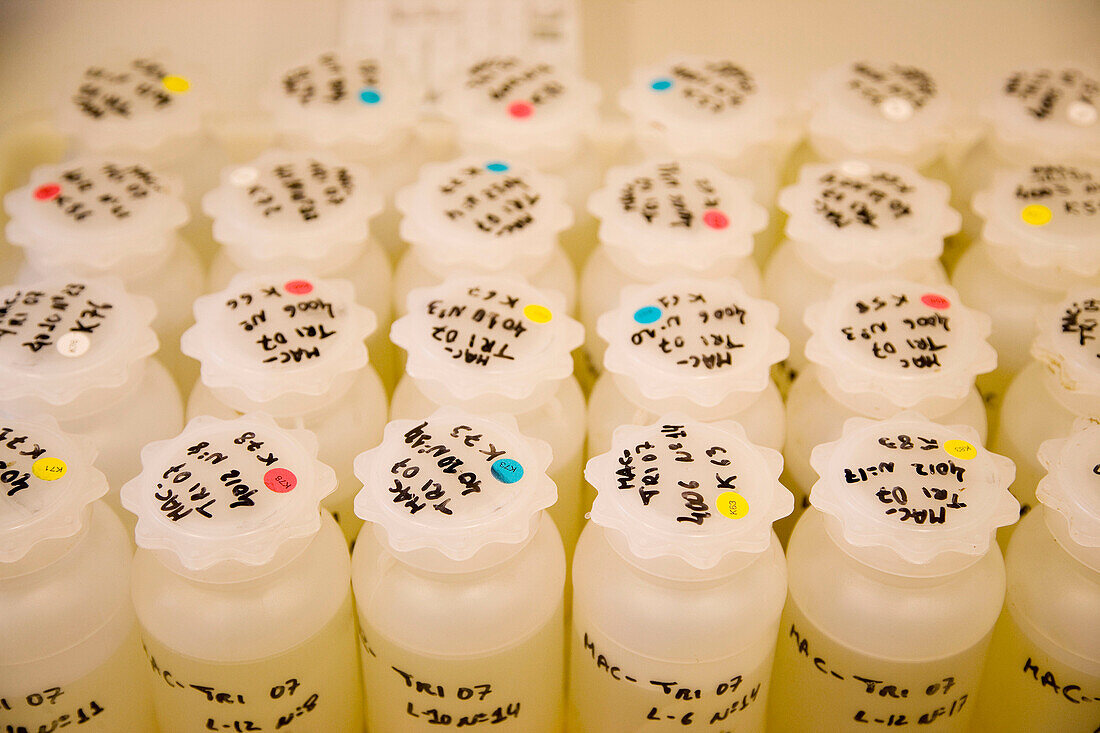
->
1020, 204, 1052, 227
229, 166, 259, 187
55, 332, 91, 358
34, 183, 61, 201
703, 210, 729, 230
716, 491, 749, 519
633, 306, 661, 324
264, 468, 297, 493
358, 87, 382, 105
491, 458, 524, 484
507, 101, 534, 119
881, 96, 914, 122
1067, 100, 1098, 127
650, 78, 673, 92
284, 279, 313, 295
486, 161, 510, 173
32, 457, 67, 482
523, 304, 553, 323
162, 75, 190, 93
944, 439, 977, 461
920, 293, 951, 310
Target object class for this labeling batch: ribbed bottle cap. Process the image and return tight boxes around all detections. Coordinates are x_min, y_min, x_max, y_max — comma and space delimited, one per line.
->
811, 413, 1018, 564
585, 414, 791, 568
0, 278, 158, 406
1032, 288, 1100, 397
353, 408, 556, 561
0, 412, 107, 563
120, 413, 335, 570
1037, 418, 1100, 548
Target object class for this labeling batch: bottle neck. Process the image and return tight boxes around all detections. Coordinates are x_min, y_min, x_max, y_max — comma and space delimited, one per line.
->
146, 525, 316, 585
0, 358, 148, 420
1042, 505, 1100, 574
0, 507, 91, 579
411, 241, 553, 280
611, 371, 766, 417
1039, 361, 1100, 418
374, 513, 540, 577
412, 374, 560, 415
813, 363, 971, 418
224, 235, 366, 275
601, 524, 772, 587
209, 370, 357, 419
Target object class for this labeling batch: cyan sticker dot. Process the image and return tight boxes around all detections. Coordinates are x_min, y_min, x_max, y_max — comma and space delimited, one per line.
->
633, 306, 662, 324
358, 88, 382, 105
650, 78, 673, 92
486, 161, 509, 173
491, 458, 524, 484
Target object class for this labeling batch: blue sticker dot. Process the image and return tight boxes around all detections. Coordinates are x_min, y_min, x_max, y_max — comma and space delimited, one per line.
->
358, 88, 382, 105
491, 458, 524, 484
486, 161, 509, 173
633, 306, 662, 324
650, 78, 673, 92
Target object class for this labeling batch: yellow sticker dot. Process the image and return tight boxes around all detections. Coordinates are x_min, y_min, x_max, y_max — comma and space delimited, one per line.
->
32, 457, 67, 481
944, 439, 977, 461
523, 304, 553, 324
162, 75, 191, 93
716, 491, 749, 519
1020, 204, 1052, 227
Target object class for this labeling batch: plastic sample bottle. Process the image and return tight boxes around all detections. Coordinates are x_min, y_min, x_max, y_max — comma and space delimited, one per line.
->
352, 408, 564, 732
588, 277, 789, 460
783, 280, 995, 530
202, 148, 396, 389
122, 413, 362, 733
618, 55, 798, 262
768, 413, 1019, 732
391, 156, 577, 317
995, 289, 1100, 520
388, 274, 585, 552
0, 277, 183, 526
952, 162, 1099, 404
581, 159, 767, 378
570, 415, 793, 731
0, 413, 156, 732
973, 420, 1100, 732
181, 272, 384, 544
763, 159, 958, 379
4, 156, 205, 389
434, 55, 602, 267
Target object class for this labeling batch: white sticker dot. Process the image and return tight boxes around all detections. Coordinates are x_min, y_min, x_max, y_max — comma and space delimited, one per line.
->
1067, 101, 1098, 127
881, 96, 914, 122
839, 160, 872, 177
229, 167, 259, 187
55, 332, 90, 358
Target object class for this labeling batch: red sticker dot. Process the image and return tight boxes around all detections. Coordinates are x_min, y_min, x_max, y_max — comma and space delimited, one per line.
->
921, 293, 951, 309
34, 184, 60, 201
284, 280, 313, 295
703, 210, 729, 230
264, 468, 297, 493
507, 101, 534, 119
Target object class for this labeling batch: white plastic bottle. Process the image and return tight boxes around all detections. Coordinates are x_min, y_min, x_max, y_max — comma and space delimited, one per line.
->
973, 420, 1100, 732
352, 408, 565, 732
0, 277, 183, 525
763, 159, 958, 380
388, 274, 585, 552
581, 159, 767, 378
588, 277, 789, 460
181, 271, 385, 544
782, 280, 995, 534
768, 413, 1019, 732
4, 156, 205, 389
617, 55, 798, 263
570, 415, 793, 731
434, 55, 602, 268
952, 162, 1099, 404
995, 289, 1100, 520
202, 148, 396, 389
121, 413, 362, 733
0, 413, 156, 732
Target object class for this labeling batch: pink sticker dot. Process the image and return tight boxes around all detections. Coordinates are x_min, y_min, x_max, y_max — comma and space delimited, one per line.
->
284, 280, 313, 295
507, 100, 534, 119
703, 210, 729, 230
34, 184, 60, 201
921, 293, 951, 309
264, 468, 297, 493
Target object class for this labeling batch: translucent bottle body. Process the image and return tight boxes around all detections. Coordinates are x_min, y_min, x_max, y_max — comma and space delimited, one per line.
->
352, 512, 565, 732
0, 503, 156, 733
972, 508, 1100, 732
131, 511, 362, 733
767, 508, 1005, 732
186, 368, 389, 544
389, 375, 586, 554
568, 523, 787, 732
